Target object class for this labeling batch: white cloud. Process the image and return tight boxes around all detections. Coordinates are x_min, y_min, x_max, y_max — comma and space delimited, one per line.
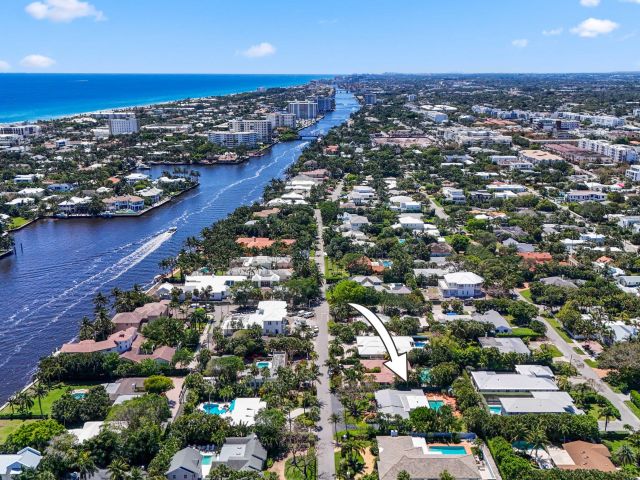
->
571, 18, 620, 37
240, 42, 276, 58
20, 54, 56, 68
580, 0, 601, 7
0, 60, 10, 72
511, 38, 529, 48
25, 0, 105, 22
542, 27, 564, 36
621, 0, 640, 3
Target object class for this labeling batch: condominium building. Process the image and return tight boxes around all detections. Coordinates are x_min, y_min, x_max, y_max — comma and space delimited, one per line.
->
312, 95, 335, 114
425, 111, 448, 123
626, 165, 640, 182
0, 124, 41, 136
363, 93, 377, 105
519, 149, 564, 164
287, 101, 318, 119
266, 112, 296, 129
208, 131, 258, 148
634, 108, 640, 118
578, 138, 638, 163
229, 118, 272, 142
440, 127, 512, 146
107, 115, 139, 135
556, 112, 625, 128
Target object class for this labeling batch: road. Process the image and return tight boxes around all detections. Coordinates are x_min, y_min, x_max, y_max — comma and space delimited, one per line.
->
313, 184, 340, 480
428, 196, 449, 220
514, 290, 639, 431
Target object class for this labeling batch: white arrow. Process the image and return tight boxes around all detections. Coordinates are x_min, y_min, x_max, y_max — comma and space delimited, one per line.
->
348, 303, 408, 381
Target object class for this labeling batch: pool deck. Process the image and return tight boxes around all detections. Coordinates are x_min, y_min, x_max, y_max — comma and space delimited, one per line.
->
426, 393, 460, 416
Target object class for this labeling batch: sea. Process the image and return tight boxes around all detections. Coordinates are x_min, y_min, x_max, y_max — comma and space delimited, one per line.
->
0, 73, 330, 123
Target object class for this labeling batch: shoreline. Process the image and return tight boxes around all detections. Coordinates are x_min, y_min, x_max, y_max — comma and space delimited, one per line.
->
0, 74, 333, 124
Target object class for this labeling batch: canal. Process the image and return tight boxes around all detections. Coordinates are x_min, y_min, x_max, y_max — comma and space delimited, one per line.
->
0, 89, 359, 401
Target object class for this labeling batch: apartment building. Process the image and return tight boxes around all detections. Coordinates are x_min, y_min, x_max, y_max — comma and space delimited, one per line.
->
108, 115, 139, 135
578, 139, 638, 163
626, 165, 640, 182
208, 131, 258, 148
266, 112, 296, 129
287, 101, 318, 119
229, 118, 272, 142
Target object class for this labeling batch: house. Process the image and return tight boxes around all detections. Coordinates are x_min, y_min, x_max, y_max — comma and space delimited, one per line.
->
478, 337, 530, 355
389, 195, 421, 212
376, 436, 481, 480
60, 327, 138, 355
557, 441, 616, 472
618, 276, 640, 288
208, 434, 266, 472
235, 237, 295, 250
112, 300, 169, 331
430, 242, 453, 257
166, 447, 203, 480
201, 398, 266, 426
0, 448, 42, 479
341, 213, 370, 232
499, 391, 583, 415
374, 389, 429, 419
565, 190, 607, 203
540, 276, 578, 289
222, 301, 287, 336
352, 275, 384, 288
120, 335, 176, 365
439, 272, 484, 298
124, 173, 149, 185
102, 195, 145, 212
470, 365, 558, 394
361, 359, 397, 385
356, 336, 416, 358
472, 310, 511, 333
518, 252, 553, 265
442, 187, 466, 204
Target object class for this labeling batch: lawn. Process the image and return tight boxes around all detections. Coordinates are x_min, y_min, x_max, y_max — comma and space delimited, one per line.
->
585, 359, 599, 368
542, 343, 563, 358
520, 289, 533, 302
0, 419, 38, 443
625, 401, 640, 420
324, 257, 348, 282
285, 455, 317, 480
0, 382, 99, 417
573, 346, 586, 355
9, 217, 29, 230
547, 317, 572, 342
499, 327, 539, 338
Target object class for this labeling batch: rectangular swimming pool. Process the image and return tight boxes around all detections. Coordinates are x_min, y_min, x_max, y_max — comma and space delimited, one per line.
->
201, 455, 213, 465
428, 446, 467, 455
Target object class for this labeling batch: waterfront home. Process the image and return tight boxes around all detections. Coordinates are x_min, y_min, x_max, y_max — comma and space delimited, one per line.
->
58, 196, 91, 213
102, 195, 145, 212
170, 274, 247, 301
166, 447, 203, 480
208, 434, 267, 472
60, 327, 137, 355
0, 447, 42, 479
230, 255, 292, 270
253, 208, 280, 219
124, 173, 149, 185
222, 301, 288, 336
439, 271, 484, 299
374, 389, 429, 419
5, 197, 35, 207
112, 300, 170, 331
120, 334, 176, 365
356, 335, 416, 358
376, 436, 482, 480
138, 186, 163, 203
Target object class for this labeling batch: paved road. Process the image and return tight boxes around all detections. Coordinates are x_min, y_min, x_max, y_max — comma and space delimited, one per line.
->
514, 290, 639, 430
428, 196, 449, 220
314, 203, 336, 480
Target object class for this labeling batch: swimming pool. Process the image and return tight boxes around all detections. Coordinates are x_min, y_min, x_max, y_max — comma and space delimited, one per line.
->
256, 361, 272, 369
489, 405, 503, 415
201, 455, 213, 465
414, 341, 427, 348
428, 400, 445, 411
202, 399, 236, 415
428, 446, 467, 455
71, 392, 86, 400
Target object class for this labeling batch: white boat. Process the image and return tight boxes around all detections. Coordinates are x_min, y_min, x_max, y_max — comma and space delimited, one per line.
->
167, 227, 177, 234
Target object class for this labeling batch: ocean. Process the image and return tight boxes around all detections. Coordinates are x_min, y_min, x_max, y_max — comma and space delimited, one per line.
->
0, 73, 330, 123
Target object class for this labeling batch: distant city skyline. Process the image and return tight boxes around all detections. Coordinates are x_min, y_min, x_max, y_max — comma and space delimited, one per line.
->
0, 0, 639, 74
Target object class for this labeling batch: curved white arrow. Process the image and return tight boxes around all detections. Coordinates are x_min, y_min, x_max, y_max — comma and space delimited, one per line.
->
349, 303, 408, 381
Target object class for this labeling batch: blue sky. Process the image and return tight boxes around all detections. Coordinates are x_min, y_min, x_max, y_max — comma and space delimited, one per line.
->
0, 0, 639, 74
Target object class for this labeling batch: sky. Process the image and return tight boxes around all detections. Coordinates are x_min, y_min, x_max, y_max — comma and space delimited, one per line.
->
0, 0, 639, 74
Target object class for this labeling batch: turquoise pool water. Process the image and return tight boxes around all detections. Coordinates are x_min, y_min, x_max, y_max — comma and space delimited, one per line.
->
428, 446, 467, 455
489, 405, 503, 415
428, 400, 445, 411
202, 399, 236, 415
414, 341, 427, 348
71, 392, 86, 400
382, 260, 393, 267
256, 361, 271, 369
201, 455, 213, 465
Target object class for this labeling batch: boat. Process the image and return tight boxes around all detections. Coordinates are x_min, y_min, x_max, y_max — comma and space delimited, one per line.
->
136, 162, 151, 170
167, 227, 177, 234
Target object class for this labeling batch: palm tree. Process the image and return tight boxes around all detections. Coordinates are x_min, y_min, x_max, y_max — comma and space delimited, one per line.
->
7, 395, 19, 417
128, 467, 145, 480
526, 426, 549, 461
16, 391, 34, 415
74, 450, 98, 480
602, 404, 619, 431
107, 458, 130, 480
330, 413, 341, 442
32, 382, 49, 417
615, 444, 636, 466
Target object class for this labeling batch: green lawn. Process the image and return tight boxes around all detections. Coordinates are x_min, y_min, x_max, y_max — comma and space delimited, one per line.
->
573, 346, 586, 355
0, 383, 99, 417
520, 289, 533, 302
542, 343, 563, 358
499, 327, 538, 338
285, 456, 317, 480
626, 401, 640, 420
9, 217, 29, 230
547, 317, 572, 342
324, 257, 348, 282
585, 359, 598, 368
0, 419, 38, 443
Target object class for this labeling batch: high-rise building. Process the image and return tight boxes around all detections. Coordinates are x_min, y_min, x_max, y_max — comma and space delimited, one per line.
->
267, 112, 297, 129
107, 115, 139, 135
229, 119, 272, 142
208, 131, 258, 148
363, 93, 377, 105
287, 101, 318, 120
0, 125, 41, 136
312, 95, 335, 114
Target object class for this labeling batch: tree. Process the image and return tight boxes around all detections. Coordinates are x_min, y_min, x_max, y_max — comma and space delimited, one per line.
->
107, 458, 129, 480
143, 375, 174, 395
526, 425, 548, 460
74, 450, 97, 480
397, 471, 411, 480
31, 383, 49, 417
254, 408, 287, 453
602, 403, 620, 431
615, 444, 636, 466
51, 393, 81, 426
330, 413, 341, 441
449, 234, 469, 253
440, 471, 455, 480
4, 419, 65, 452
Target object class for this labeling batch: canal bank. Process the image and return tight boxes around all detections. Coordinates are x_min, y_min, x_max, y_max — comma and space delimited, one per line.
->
0, 89, 360, 402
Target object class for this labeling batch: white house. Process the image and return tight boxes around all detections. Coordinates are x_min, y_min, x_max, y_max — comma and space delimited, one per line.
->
565, 190, 607, 203
389, 195, 421, 212
0, 448, 42, 479
442, 187, 466, 204
222, 301, 288, 336
439, 271, 484, 298
356, 336, 417, 358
